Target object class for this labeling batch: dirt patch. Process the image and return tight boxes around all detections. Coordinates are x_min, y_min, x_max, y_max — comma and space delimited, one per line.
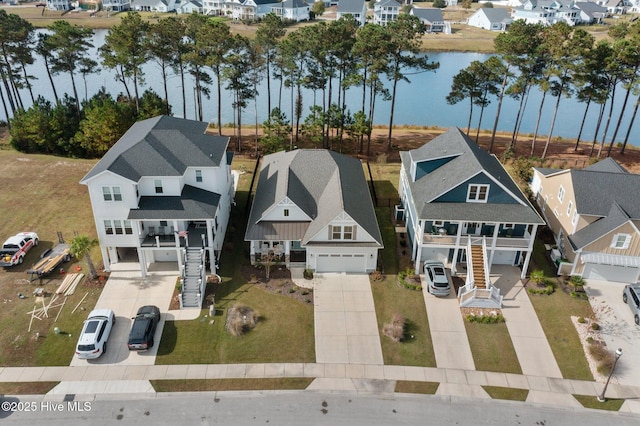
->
571, 316, 610, 383
241, 264, 314, 305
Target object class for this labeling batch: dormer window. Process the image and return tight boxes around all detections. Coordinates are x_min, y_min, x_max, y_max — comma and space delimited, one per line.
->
284, 209, 289, 217
155, 180, 163, 194
467, 184, 489, 203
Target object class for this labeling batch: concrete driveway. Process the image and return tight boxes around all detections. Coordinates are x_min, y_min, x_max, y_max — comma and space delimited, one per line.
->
70, 262, 178, 367
313, 273, 383, 365
585, 279, 640, 387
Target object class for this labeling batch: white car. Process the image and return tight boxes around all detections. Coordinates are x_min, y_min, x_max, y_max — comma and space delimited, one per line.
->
424, 261, 451, 296
75, 309, 115, 359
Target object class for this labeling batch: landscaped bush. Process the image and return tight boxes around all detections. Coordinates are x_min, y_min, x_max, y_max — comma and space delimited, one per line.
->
303, 268, 313, 279
591, 322, 600, 331
577, 316, 586, 324
529, 269, 546, 286
382, 313, 406, 342
588, 343, 615, 375
528, 285, 555, 295
225, 304, 259, 337
466, 313, 505, 324
569, 276, 586, 288
398, 267, 422, 291
369, 270, 384, 282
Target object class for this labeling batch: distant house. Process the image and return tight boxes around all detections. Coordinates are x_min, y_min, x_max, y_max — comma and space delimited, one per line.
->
133, 0, 177, 12
530, 158, 640, 283
80, 116, 234, 294
336, 0, 367, 26
411, 7, 448, 33
596, 0, 626, 14
176, 0, 203, 13
100, 0, 131, 11
373, 0, 401, 26
575, 1, 607, 23
202, 0, 224, 15
245, 149, 383, 274
46, 0, 72, 10
467, 8, 512, 31
271, 0, 310, 21
511, 0, 581, 26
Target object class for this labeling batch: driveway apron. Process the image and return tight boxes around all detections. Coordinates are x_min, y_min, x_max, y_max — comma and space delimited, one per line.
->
422, 284, 475, 370
313, 273, 383, 365
492, 265, 562, 378
70, 262, 178, 367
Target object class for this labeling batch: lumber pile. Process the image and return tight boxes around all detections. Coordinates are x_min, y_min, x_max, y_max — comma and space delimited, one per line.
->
26, 293, 67, 332
55, 273, 85, 296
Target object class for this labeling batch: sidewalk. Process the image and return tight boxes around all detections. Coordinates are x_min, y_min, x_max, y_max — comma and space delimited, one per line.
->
2, 363, 640, 413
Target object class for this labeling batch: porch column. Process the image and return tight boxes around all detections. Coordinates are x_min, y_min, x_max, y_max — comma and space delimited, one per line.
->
570, 251, 580, 276
414, 220, 425, 274
139, 249, 148, 277
520, 223, 538, 279
488, 223, 500, 267
100, 246, 111, 273
452, 222, 463, 275
411, 218, 420, 260
206, 220, 215, 275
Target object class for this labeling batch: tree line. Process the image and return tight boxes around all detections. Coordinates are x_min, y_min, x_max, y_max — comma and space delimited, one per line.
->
1, 11, 439, 157
2, 10, 638, 159
447, 20, 640, 159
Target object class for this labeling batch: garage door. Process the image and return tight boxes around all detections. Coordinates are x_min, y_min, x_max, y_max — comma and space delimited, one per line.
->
583, 263, 640, 283
316, 254, 366, 273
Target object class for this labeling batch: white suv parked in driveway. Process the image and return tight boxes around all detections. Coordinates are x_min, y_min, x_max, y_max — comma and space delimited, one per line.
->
76, 309, 115, 359
424, 261, 452, 296
623, 283, 640, 326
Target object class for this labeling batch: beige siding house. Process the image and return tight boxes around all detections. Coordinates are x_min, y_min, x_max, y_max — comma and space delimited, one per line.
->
530, 158, 640, 283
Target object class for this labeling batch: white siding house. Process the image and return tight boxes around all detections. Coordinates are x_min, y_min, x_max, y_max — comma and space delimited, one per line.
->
336, 0, 368, 26
373, 0, 401, 26
467, 7, 513, 30
80, 116, 234, 282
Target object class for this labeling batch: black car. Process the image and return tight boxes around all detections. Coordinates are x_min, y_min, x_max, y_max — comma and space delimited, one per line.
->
127, 305, 161, 351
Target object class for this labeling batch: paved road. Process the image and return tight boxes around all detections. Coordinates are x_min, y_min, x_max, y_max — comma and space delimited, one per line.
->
1, 392, 638, 425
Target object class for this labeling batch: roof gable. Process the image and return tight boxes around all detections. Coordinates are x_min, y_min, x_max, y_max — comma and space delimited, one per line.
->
569, 202, 633, 249
338, 0, 366, 13
571, 166, 640, 218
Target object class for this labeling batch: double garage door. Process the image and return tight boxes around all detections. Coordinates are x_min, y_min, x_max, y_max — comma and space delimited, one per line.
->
583, 263, 640, 283
316, 254, 366, 273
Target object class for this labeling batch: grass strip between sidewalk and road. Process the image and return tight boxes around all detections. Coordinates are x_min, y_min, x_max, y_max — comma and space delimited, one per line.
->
482, 386, 528, 402
573, 395, 624, 411
0, 382, 59, 395
150, 378, 313, 393
464, 322, 522, 374
394, 380, 439, 395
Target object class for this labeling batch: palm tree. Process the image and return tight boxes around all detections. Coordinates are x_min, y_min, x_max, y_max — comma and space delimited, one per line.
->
69, 235, 99, 280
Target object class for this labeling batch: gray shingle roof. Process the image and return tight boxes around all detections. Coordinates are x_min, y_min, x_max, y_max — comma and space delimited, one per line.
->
411, 7, 444, 23
571, 166, 640, 218
569, 202, 630, 250
127, 185, 220, 220
245, 149, 382, 246
81, 116, 229, 183
583, 157, 628, 173
401, 128, 544, 224
338, 0, 365, 14
477, 7, 512, 23
281, 0, 308, 8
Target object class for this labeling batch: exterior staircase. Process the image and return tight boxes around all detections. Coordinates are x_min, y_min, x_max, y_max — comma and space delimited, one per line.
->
180, 247, 206, 308
457, 237, 503, 309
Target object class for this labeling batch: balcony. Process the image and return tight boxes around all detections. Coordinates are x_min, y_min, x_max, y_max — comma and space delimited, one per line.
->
422, 232, 531, 249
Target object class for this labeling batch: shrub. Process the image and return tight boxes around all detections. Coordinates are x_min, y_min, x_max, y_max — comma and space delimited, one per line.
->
370, 270, 384, 282
466, 314, 505, 324
225, 304, 259, 336
303, 268, 314, 279
591, 322, 600, 331
528, 285, 555, 295
288, 287, 297, 293
569, 275, 586, 288
588, 344, 615, 375
577, 317, 586, 324
529, 269, 546, 286
382, 313, 406, 342
398, 267, 422, 290
586, 336, 594, 344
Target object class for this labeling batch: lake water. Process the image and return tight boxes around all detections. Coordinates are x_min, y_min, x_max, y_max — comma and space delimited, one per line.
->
2, 29, 638, 145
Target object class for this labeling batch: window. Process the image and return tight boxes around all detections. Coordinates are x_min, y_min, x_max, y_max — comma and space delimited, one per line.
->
124, 221, 133, 235
102, 186, 112, 201
558, 186, 565, 203
155, 180, 163, 194
104, 220, 114, 235
503, 224, 514, 229
284, 209, 289, 217
160, 220, 168, 227
567, 201, 572, 216
572, 211, 578, 225
343, 226, 353, 240
114, 220, 123, 235
102, 186, 122, 201
467, 184, 489, 202
195, 170, 203, 183
553, 208, 559, 218
332, 225, 342, 240
611, 234, 631, 249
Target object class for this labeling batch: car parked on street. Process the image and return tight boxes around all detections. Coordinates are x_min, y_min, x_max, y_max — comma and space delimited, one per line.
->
127, 305, 161, 351
75, 309, 115, 359
424, 261, 452, 296
623, 283, 640, 325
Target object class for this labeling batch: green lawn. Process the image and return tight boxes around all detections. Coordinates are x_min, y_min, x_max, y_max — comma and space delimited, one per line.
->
371, 276, 436, 367
151, 378, 313, 392
0, 382, 60, 395
395, 380, 439, 394
529, 290, 594, 381
376, 207, 399, 275
483, 386, 528, 402
465, 322, 522, 374
573, 395, 624, 411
